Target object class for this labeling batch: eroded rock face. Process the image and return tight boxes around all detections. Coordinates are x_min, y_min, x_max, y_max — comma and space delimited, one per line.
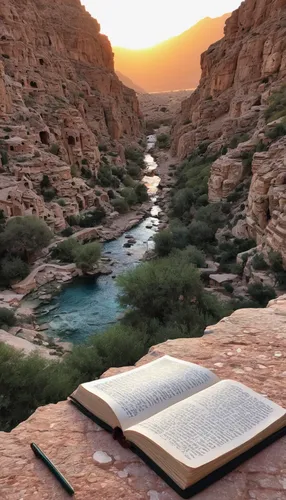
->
0, 0, 142, 229
171, 0, 286, 159
0, 296, 286, 499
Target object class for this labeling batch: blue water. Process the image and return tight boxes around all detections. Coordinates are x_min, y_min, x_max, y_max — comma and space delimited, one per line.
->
37, 137, 161, 343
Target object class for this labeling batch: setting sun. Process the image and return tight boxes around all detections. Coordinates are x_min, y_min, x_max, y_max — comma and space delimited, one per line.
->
82, 0, 242, 49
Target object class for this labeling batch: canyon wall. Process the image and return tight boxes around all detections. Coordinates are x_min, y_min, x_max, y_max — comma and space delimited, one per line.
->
0, 0, 143, 230
171, 0, 286, 262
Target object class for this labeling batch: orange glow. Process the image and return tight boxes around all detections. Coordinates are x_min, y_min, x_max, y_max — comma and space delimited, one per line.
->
81, 0, 242, 49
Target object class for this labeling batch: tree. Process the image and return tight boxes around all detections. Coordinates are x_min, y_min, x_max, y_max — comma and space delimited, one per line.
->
154, 230, 174, 256
75, 242, 101, 272
188, 220, 215, 248
248, 283, 276, 307
0, 256, 29, 285
117, 254, 223, 328
0, 216, 52, 262
52, 239, 80, 263
135, 183, 149, 203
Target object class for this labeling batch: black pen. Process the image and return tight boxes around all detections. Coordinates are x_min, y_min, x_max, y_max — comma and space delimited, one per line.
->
31, 442, 75, 496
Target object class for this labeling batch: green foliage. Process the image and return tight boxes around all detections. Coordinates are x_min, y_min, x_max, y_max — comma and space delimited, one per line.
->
188, 220, 215, 248
49, 143, 60, 156
229, 134, 250, 149
252, 253, 269, 270
98, 144, 108, 152
70, 164, 79, 177
121, 187, 138, 206
0, 216, 52, 262
227, 191, 242, 203
117, 253, 226, 329
81, 166, 92, 179
57, 198, 66, 207
156, 133, 170, 149
112, 166, 125, 180
223, 282, 234, 294
125, 147, 144, 167
61, 226, 73, 237
172, 188, 194, 218
112, 198, 129, 214
135, 183, 148, 203
0, 256, 29, 285
0, 150, 8, 165
265, 122, 286, 140
40, 174, 51, 189
42, 187, 57, 202
268, 251, 286, 288
66, 215, 79, 227
123, 174, 136, 187
265, 85, 286, 123
248, 283, 276, 307
126, 164, 141, 179
78, 208, 106, 227
97, 164, 113, 187
173, 246, 206, 268
0, 308, 16, 329
75, 242, 101, 272
154, 230, 174, 256
52, 238, 80, 263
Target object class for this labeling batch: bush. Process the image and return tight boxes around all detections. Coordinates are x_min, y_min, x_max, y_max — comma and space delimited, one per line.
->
156, 133, 170, 149
117, 253, 226, 329
71, 164, 79, 177
40, 174, 51, 189
223, 282, 234, 294
0, 308, 16, 329
97, 164, 113, 187
42, 188, 57, 202
66, 215, 79, 227
252, 253, 269, 270
57, 198, 66, 207
188, 220, 215, 248
154, 230, 174, 257
0, 216, 52, 262
112, 198, 129, 214
268, 251, 286, 288
135, 183, 148, 203
121, 187, 138, 206
49, 144, 60, 156
0, 150, 8, 165
52, 238, 80, 262
78, 208, 106, 228
172, 188, 194, 218
177, 246, 206, 268
126, 164, 141, 179
125, 147, 144, 167
248, 283, 276, 307
61, 227, 73, 237
265, 122, 286, 140
227, 191, 242, 203
0, 256, 29, 285
75, 242, 101, 272
112, 166, 125, 180
265, 85, 286, 122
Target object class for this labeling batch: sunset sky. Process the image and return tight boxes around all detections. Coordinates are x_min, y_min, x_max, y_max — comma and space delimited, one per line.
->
82, 0, 242, 49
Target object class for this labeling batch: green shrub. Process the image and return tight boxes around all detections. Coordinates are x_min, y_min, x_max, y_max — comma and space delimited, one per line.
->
81, 166, 92, 179
49, 143, 60, 156
156, 133, 170, 149
265, 85, 286, 122
0, 150, 8, 165
78, 208, 106, 227
227, 191, 242, 203
57, 198, 66, 207
42, 188, 57, 201
123, 175, 136, 187
71, 164, 79, 177
223, 282, 234, 294
0, 308, 16, 329
125, 147, 144, 166
66, 215, 79, 227
172, 188, 194, 218
40, 174, 51, 189
248, 283, 276, 307
75, 242, 101, 272
121, 187, 138, 206
126, 164, 141, 179
188, 220, 215, 248
112, 198, 129, 214
154, 230, 174, 257
265, 122, 286, 140
97, 164, 113, 187
252, 253, 269, 270
61, 227, 73, 237
268, 251, 286, 288
175, 246, 206, 268
112, 166, 125, 180
229, 134, 250, 149
135, 183, 148, 203
52, 239, 80, 262
0, 256, 29, 285
98, 144, 108, 152
0, 216, 52, 262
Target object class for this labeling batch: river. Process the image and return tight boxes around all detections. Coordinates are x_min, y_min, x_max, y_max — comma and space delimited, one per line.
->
36, 136, 161, 343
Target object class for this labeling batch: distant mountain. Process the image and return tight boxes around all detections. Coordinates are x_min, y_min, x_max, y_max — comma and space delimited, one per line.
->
113, 14, 230, 92
116, 71, 146, 94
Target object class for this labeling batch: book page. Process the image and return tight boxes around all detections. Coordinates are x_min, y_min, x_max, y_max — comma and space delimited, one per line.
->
81, 355, 219, 430
128, 380, 286, 467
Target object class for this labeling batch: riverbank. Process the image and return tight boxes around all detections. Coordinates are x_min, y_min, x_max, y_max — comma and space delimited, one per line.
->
0, 137, 177, 353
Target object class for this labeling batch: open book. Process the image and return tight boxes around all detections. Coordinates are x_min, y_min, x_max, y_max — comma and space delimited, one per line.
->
71, 355, 286, 495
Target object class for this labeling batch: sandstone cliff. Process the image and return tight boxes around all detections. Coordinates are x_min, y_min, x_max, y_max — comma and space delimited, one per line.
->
1, 295, 286, 499
171, 0, 286, 263
172, 0, 286, 158
0, 0, 143, 230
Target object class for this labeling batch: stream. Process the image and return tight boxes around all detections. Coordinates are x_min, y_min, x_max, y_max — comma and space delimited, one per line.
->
36, 136, 162, 343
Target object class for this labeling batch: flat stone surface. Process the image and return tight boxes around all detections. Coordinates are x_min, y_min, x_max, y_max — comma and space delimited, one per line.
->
0, 296, 286, 499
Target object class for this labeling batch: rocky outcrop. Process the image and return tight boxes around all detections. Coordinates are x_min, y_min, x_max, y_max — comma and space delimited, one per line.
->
0, 0, 143, 229
171, 0, 286, 159
1, 295, 286, 499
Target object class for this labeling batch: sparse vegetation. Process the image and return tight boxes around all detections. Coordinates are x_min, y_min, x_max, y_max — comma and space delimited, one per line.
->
0, 308, 16, 329
265, 121, 286, 140
156, 133, 170, 149
252, 253, 269, 271
248, 283, 276, 307
49, 143, 60, 156
265, 85, 286, 123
